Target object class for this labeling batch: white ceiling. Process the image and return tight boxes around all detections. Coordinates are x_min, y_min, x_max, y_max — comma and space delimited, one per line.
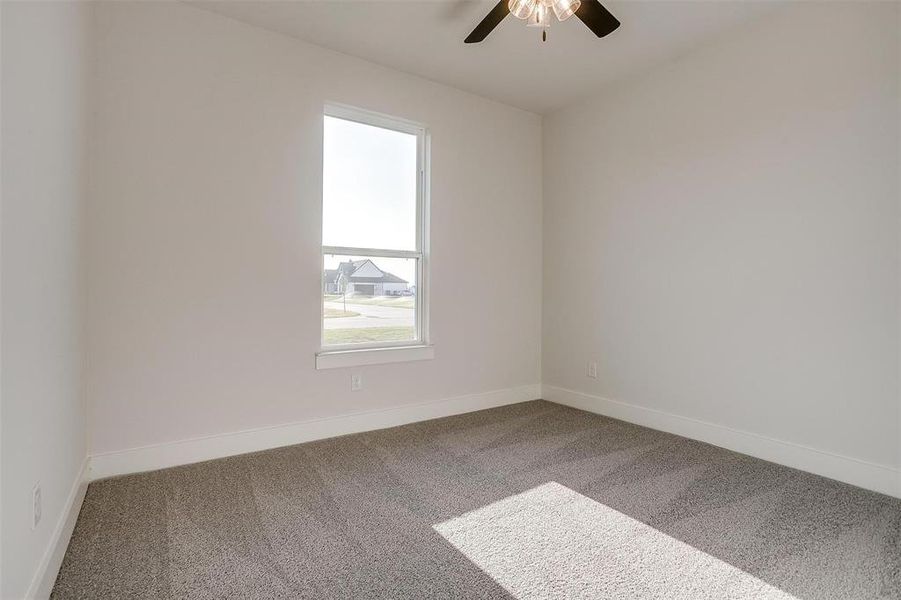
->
190, 0, 780, 114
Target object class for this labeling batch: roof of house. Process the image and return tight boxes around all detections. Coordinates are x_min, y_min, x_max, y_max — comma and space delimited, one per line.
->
324, 259, 407, 285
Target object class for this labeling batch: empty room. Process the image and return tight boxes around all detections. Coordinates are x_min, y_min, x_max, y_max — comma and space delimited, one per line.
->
1, 0, 899, 598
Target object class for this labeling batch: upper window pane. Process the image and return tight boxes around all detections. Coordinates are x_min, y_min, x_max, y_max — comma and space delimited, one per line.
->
322, 115, 418, 251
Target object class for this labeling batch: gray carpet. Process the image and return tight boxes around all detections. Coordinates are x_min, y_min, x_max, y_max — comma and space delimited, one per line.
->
52, 400, 900, 599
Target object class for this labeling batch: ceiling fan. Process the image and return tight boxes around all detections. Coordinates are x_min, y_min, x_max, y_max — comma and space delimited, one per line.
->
465, 0, 619, 43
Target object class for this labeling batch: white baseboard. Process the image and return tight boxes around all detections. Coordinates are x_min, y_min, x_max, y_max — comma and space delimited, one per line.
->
89, 384, 542, 480
26, 456, 89, 600
542, 384, 901, 499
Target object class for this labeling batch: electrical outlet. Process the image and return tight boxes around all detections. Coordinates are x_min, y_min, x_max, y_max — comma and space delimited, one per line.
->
351, 373, 363, 391
32, 483, 42, 530
587, 361, 598, 379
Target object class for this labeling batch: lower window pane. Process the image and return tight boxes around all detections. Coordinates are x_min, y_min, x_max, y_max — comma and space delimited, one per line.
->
323, 254, 417, 346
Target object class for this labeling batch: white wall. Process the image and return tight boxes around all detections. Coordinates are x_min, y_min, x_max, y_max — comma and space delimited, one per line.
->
543, 2, 900, 483
1, 1, 91, 598
87, 2, 542, 457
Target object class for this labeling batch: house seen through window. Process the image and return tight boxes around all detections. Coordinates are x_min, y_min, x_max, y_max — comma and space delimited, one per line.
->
321, 106, 428, 349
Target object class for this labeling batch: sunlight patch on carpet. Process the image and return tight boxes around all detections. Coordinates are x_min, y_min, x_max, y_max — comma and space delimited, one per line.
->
434, 482, 798, 599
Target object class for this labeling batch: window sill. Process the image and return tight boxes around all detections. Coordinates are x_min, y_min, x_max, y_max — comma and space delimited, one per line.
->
316, 345, 435, 370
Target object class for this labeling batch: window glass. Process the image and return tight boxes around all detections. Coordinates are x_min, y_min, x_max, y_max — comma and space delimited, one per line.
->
323, 255, 417, 346
322, 116, 417, 251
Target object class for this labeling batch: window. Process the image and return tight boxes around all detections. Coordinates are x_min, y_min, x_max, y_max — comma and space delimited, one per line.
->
318, 104, 430, 367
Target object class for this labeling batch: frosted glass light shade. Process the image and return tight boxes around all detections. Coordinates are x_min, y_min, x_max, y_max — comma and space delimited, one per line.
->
551, 0, 581, 21
509, 0, 536, 20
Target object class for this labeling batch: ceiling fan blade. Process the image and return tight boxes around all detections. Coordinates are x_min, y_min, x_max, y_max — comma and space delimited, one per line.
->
575, 0, 620, 38
464, 0, 510, 43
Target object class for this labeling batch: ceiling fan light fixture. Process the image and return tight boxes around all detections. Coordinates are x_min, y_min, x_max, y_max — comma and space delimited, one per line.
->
551, 0, 581, 21
508, 0, 536, 20
464, 0, 618, 44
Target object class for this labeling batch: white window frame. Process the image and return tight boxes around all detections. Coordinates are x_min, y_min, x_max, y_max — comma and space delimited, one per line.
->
316, 103, 432, 369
